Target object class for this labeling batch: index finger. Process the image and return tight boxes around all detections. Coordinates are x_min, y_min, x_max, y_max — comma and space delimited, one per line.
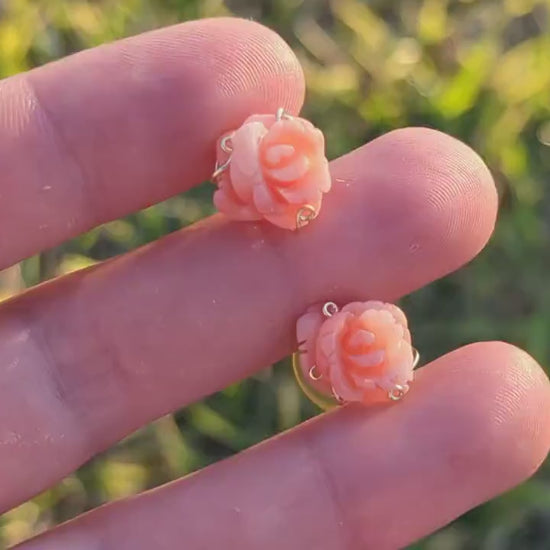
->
0, 17, 304, 267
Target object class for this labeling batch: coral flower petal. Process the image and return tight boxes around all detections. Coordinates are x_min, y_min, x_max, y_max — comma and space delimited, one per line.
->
230, 122, 268, 202
213, 111, 331, 229
348, 349, 385, 368
266, 155, 310, 183
295, 301, 415, 406
346, 329, 375, 349
213, 189, 261, 221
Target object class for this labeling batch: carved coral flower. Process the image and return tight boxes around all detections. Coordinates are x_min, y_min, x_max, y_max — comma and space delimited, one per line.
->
213, 112, 331, 230
296, 301, 416, 405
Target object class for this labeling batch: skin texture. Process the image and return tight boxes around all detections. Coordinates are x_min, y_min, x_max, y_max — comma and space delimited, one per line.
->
0, 18, 304, 266
0, 17, 547, 550
0, 125, 498, 510
16, 344, 550, 550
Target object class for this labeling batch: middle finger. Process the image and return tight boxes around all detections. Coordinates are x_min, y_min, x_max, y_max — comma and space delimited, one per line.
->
0, 126, 497, 511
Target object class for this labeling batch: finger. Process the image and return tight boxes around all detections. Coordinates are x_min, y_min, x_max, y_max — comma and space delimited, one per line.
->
0, 127, 497, 510
0, 18, 304, 267
16, 342, 550, 550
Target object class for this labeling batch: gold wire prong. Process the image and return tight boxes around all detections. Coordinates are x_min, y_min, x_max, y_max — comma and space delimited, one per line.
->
412, 347, 420, 369
220, 134, 234, 153
322, 302, 339, 317
211, 134, 234, 182
308, 365, 322, 381
276, 107, 293, 121
388, 384, 408, 401
211, 158, 231, 182
331, 387, 345, 404
296, 204, 317, 229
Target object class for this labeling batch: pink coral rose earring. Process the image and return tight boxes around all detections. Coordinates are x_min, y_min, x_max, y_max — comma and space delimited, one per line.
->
293, 301, 420, 410
211, 108, 331, 230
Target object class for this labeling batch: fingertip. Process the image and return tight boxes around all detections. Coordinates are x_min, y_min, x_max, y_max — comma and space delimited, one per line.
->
236, 18, 306, 114
184, 17, 306, 117
418, 341, 550, 495
373, 127, 498, 270
471, 341, 550, 478
315, 127, 498, 301
128, 17, 306, 138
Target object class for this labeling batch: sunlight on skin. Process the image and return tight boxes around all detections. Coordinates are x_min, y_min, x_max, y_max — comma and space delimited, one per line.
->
0, 16, 547, 550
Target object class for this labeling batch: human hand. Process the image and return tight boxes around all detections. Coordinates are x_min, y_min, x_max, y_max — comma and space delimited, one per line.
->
1, 18, 549, 549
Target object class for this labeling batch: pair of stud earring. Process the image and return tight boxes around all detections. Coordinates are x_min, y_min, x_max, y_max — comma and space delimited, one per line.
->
211, 109, 420, 410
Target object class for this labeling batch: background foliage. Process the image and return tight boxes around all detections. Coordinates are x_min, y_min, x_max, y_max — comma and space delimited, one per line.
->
0, 0, 549, 548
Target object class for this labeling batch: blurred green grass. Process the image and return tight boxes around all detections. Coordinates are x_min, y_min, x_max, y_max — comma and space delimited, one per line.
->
0, 0, 550, 548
